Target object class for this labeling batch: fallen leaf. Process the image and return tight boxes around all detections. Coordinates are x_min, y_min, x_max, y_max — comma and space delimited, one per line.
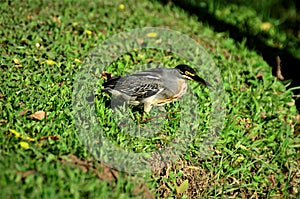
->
51, 16, 61, 24
100, 29, 107, 35
15, 170, 36, 179
136, 38, 144, 44
260, 112, 267, 119
29, 110, 46, 120
26, 15, 33, 20
38, 135, 59, 143
19, 110, 29, 116
268, 174, 276, 188
256, 73, 263, 80
176, 179, 189, 194
19, 141, 30, 149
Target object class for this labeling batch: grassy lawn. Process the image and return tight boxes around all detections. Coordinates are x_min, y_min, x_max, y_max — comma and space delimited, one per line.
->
1, 0, 299, 198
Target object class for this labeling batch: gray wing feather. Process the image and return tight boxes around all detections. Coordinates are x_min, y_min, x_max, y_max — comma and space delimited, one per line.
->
103, 68, 179, 99
114, 75, 162, 99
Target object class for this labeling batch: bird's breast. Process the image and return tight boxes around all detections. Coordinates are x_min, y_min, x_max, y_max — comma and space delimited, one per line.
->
145, 78, 188, 106
174, 79, 188, 98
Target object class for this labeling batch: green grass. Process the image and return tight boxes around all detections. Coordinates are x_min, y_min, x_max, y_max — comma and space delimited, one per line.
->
1, 0, 299, 198
183, 0, 300, 58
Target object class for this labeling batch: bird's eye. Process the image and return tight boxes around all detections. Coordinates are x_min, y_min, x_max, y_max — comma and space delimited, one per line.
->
185, 71, 195, 76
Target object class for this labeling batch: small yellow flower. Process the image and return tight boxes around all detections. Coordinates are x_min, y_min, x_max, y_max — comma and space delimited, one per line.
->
74, 58, 81, 63
9, 129, 35, 141
46, 60, 57, 65
9, 129, 20, 138
146, 32, 157, 38
235, 155, 245, 164
118, 4, 125, 10
19, 141, 30, 149
13, 58, 21, 65
86, 30, 92, 35
260, 22, 272, 31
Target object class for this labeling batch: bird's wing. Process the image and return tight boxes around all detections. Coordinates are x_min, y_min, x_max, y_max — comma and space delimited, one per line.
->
102, 73, 164, 100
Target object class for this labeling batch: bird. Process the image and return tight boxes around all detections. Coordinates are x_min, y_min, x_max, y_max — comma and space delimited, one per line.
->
102, 64, 210, 113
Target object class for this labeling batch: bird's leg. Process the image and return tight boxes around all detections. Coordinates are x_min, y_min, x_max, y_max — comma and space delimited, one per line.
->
139, 102, 152, 122
143, 102, 152, 114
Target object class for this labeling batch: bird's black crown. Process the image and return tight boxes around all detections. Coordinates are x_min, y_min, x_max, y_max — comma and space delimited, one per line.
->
175, 64, 211, 87
175, 64, 197, 76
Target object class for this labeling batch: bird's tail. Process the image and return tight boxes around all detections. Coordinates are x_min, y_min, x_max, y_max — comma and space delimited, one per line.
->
102, 75, 121, 92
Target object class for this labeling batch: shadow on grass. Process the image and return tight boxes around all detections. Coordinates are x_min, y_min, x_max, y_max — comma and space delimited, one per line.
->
159, 0, 300, 111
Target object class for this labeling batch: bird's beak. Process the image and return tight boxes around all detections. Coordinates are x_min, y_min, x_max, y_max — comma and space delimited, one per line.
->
191, 75, 212, 87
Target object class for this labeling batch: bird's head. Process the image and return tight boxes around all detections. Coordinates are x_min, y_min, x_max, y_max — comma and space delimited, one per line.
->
175, 64, 211, 87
